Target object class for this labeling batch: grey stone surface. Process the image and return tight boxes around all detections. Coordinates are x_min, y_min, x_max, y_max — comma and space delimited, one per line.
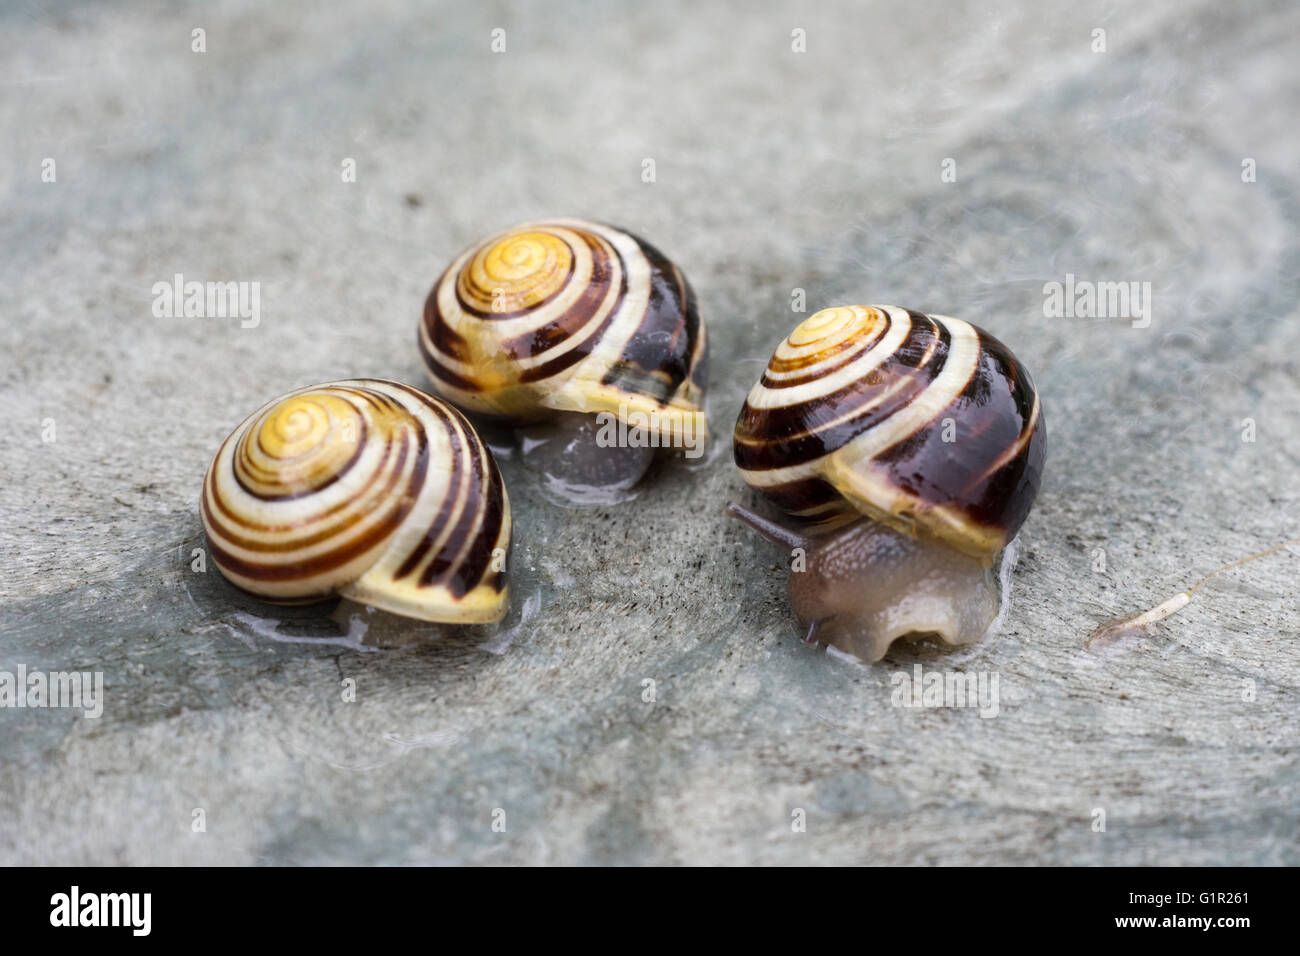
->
2, 0, 1298, 865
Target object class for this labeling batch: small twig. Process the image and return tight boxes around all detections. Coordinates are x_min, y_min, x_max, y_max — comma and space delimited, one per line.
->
1087, 537, 1300, 648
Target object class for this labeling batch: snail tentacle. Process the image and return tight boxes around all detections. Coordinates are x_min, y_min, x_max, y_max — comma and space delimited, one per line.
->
724, 501, 807, 551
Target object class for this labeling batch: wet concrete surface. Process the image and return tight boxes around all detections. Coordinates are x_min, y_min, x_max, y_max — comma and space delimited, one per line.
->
2, 0, 1298, 864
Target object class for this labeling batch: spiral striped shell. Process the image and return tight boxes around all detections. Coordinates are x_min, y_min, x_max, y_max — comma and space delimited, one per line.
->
201, 379, 511, 623
734, 306, 1045, 561
419, 218, 707, 443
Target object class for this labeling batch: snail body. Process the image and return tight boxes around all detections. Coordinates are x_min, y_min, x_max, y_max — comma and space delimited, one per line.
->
729, 305, 1045, 661
419, 219, 708, 494
201, 379, 511, 624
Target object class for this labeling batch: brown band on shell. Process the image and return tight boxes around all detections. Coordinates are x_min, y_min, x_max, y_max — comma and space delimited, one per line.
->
734, 311, 948, 472
597, 233, 703, 404
201, 379, 512, 622
418, 219, 708, 429
734, 306, 1045, 556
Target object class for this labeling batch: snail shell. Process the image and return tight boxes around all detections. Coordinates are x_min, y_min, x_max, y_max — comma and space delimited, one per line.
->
729, 305, 1045, 662
201, 379, 511, 624
734, 305, 1044, 562
418, 218, 708, 445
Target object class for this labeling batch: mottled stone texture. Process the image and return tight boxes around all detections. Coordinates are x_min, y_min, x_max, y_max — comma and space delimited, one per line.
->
2, 0, 1298, 865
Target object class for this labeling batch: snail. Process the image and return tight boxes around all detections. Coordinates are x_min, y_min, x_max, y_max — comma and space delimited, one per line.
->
200, 379, 511, 624
418, 218, 708, 497
727, 305, 1046, 662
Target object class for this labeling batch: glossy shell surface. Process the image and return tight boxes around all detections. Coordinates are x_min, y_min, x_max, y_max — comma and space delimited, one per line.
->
419, 218, 707, 442
201, 379, 511, 623
734, 305, 1045, 560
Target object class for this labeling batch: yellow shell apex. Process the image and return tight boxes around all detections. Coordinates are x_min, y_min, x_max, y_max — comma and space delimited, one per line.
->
201, 380, 511, 624
419, 219, 708, 445
734, 305, 1045, 562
